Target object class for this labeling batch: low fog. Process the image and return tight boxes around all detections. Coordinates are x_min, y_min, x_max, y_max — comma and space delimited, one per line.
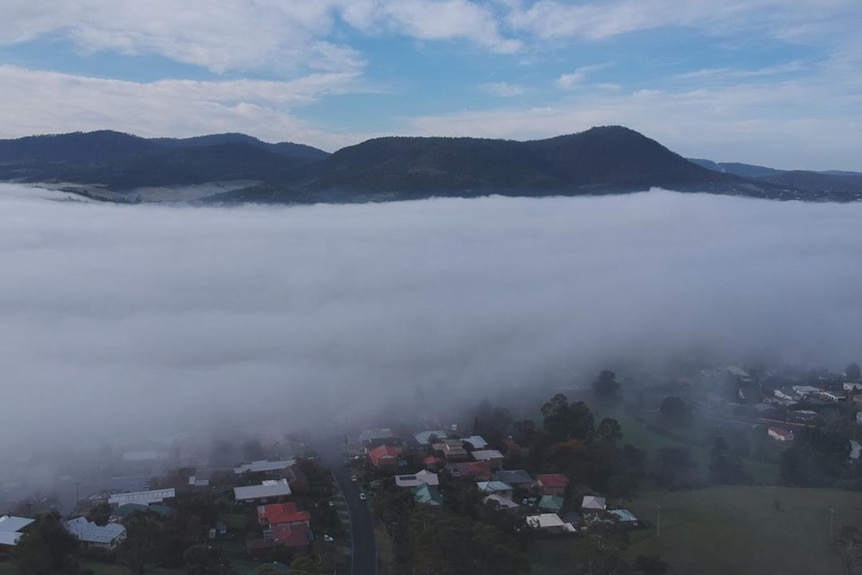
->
2, 184, 861, 453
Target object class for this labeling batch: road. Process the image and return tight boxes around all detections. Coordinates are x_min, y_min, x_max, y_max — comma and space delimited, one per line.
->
321, 441, 377, 575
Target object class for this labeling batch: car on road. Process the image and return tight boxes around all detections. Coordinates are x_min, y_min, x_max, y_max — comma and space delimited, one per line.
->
359, 492, 367, 501
323, 534, 334, 542
351, 475, 358, 482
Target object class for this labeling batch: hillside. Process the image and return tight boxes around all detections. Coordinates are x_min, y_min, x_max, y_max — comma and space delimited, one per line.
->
1, 126, 859, 203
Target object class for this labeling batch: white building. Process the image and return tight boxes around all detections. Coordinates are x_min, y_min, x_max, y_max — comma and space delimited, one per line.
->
526, 513, 577, 533
768, 427, 794, 442
395, 470, 439, 488
108, 488, 175, 507
233, 460, 295, 475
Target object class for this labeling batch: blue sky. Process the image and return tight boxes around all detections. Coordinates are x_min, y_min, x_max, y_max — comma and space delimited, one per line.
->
1, 0, 861, 169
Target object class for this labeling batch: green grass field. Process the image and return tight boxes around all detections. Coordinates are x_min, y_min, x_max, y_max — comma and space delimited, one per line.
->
530, 486, 862, 575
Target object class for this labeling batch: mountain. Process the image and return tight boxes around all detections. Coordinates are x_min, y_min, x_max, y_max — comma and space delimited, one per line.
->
273, 126, 743, 200
690, 158, 862, 198
0, 126, 858, 203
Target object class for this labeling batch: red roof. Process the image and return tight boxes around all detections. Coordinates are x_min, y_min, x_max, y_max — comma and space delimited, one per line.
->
258, 502, 311, 526
369, 445, 400, 466
447, 461, 492, 479
537, 473, 570, 488
271, 523, 312, 548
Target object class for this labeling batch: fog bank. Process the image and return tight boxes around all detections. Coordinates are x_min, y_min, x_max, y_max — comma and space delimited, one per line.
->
2, 184, 861, 449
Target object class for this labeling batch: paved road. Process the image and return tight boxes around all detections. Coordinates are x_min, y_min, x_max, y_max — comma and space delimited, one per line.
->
321, 441, 377, 575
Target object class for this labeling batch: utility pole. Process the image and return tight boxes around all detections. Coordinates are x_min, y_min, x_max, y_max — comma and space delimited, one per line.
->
657, 503, 662, 537
830, 508, 835, 539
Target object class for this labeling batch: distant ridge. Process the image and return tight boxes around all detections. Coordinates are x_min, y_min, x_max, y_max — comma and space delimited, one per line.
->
0, 126, 858, 204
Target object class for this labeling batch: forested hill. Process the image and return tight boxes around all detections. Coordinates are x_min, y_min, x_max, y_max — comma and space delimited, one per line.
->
0, 126, 858, 204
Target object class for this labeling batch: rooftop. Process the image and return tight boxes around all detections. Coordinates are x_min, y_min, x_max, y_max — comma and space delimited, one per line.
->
108, 488, 175, 507
258, 502, 310, 525
65, 517, 126, 544
471, 449, 504, 461
234, 479, 292, 501
233, 460, 295, 475
537, 473, 570, 488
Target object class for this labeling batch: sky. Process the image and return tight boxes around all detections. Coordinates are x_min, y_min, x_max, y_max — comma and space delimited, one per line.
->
1, 0, 861, 170
2, 183, 861, 453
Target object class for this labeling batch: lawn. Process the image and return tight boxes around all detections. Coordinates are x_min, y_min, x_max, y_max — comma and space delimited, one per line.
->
530, 486, 862, 575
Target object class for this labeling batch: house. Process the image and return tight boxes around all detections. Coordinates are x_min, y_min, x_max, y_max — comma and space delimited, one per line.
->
537, 474, 569, 496
234, 479, 292, 503
788, 409, 818, 424
608, 509, 639, 528
792, 385, 821, 398
257, 502, 311, 528
108, 476, 150, 493
64, 517, 127, 550
768, 427, 794, 442
359, 428, 395, 449
187, 476, 210, 488
414, 430, 449, 445
471, 450, 504, 470
476, 481, 513, 499
396, 470, 439, 488
525, 513, 576, 534
818, 391, 845, 402
233, 460, 295, 476
484, 494, 520, 511
413, 484, 443, 506
850, 440, 862, 461
110, 503, 172, 523
0, 515, 34, 547
436, 439, 469, 461
774, 389, 800, 402
581, 496, 607, 511
108, 488, 175, 507
845, 382, 862, 393
494, 469, 534, 489
368, 445, 401, 469
538, 495, 565, 513
463, 435, 488, 450
423, 456, 444, 471
446, 461, 492, 480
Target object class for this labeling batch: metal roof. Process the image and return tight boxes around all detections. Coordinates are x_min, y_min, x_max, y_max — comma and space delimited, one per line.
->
108, 488, 175, 506
0, 515, 35, 533
233, 460, 295, 475
65, 517, 126, 544
234, 479, 292, 501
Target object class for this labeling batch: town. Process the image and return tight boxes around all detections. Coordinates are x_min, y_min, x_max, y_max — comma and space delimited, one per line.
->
2, 360, 862, 575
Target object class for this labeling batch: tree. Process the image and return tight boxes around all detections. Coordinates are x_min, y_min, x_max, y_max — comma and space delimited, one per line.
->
780, 427, 850, 487
659, 396, 691, 428
597, 418, 623, 445
16, 512, 81, 575
708, 436, 750, 485
183, 545, 233, 575
593, 370, 621, 403
576, 521, 630, 575
847, 363, 862, 382
118, 513, 169, 575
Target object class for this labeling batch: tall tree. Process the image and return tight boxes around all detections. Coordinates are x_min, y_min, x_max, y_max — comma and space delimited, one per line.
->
847, 363, 862, 382
118, 513, 169, 575
16, 512, 80, 575
593, 370, 621, 403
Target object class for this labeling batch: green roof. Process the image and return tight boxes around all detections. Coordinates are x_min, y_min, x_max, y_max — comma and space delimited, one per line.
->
538, 495, 564, 512
413, 484, 443, 506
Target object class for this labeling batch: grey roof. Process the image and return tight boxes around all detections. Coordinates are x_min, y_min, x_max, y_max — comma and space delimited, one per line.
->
65, 517, 126, 544
234, 479, 292, 501
609, 509, 638, 523
109, 476, 150, 492
233, 460, 295, 475
471, 450, 504, 461
582, 496, 607, 510
0, 515, 34, 533
0, 532, 22, 546
414, 430, 449, 444
108, 488, 175, 506
494, 469, 534, 485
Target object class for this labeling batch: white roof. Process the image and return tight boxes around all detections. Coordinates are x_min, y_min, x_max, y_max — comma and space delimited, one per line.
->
65, 517, 126, 544
526, 513, 574, 530
471, 450, 504, 461
233, 460, 295, 475
121, 450, 169, 462
0, 515, 35, 533
582, 496, 607, 510
609, 509, 638, 523
234, 479, 292, 501
464, 436, 488, 449
108, 488, 175, 506
0, 531, 23, 546
395, 470, 439, 488
484, 494, 519, 510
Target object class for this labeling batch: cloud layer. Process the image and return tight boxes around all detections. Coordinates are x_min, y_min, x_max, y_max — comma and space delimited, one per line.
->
2, 185, 861, 453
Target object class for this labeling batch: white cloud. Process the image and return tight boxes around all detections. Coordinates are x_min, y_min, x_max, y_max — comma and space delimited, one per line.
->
1, 186, 861, 454
0, 66, 376, 150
